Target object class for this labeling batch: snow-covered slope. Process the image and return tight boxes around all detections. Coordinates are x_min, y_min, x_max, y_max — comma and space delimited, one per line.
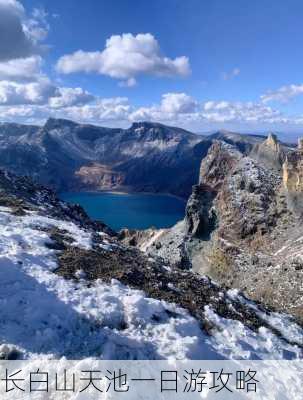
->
0, 171, 302, 360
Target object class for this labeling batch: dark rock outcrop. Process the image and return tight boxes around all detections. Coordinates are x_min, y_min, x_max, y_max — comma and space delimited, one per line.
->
185, 184, 216, 238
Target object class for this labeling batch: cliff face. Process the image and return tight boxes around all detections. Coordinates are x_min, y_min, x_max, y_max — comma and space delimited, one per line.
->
188, 135, 303, 320
283, 141, 303, 192
185, 184, 216, 238
282, 138, 303, 214
186, 141, 242, 237
74, 163, 125, 191
140, 134, 303, 322
187, 139, 283, 241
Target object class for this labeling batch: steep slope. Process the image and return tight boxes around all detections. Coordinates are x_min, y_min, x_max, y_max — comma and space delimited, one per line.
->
138, 135, 303, 322
0, 169, 302, 360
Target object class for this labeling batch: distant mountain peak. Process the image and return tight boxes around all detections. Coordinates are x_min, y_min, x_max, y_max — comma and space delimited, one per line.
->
44, 117, 78, 130
129, 121, 195, 136
265, 132, 279, 147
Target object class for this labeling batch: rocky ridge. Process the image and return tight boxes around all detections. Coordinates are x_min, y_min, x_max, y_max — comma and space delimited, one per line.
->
135, 134, 303, 322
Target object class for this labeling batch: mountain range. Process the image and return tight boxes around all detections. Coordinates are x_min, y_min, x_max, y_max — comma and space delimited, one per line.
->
0, 118, 291, 198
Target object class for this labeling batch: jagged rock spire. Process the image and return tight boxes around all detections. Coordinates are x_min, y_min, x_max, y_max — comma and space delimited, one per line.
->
265, 132, 279, 150
267, 132, 278, 142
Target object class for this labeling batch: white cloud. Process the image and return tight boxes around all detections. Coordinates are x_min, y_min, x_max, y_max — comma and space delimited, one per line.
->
261, 84, 303, 104
0, 78, 57, 105
0, 0, 48, 61
130, 92, 198, 122
201, 101, 285, 124
161, 93, 198, 114
222, 68, 240, 81
0, 79, 97, 108
0, 1, 93, 110
0, 88, 302, 131
130, 95, 289, 128
0, 97, 131, 125
204, 100, 228, 111
0, 55, 43, 81
60, 97, 131, 123
48, 87, 95, 108
0, 95, 130, 127
56, 33, 191, 86
0, 2, 52, 108
0, 104, 38, 121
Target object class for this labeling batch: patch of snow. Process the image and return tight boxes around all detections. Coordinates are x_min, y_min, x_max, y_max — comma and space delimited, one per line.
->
21, 213, 92, 250
204, 306, 302, 360
99, 243, 113, 251
98, 231, 109, 237
262, 312, 303, 347
0, 206, 12, 212
227, 289, 303, 348
0, 207, 301, 360
167, 283, 181, 293
74, 269, 87, 280
227, 288, 241, 300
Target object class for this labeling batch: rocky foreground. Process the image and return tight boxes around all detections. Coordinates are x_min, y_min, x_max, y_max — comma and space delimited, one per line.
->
124, 134, 303, 324
0, 167, 302, 360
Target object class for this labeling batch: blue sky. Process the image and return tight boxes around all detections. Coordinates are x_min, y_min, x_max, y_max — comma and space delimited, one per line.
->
1, 0, 303, 139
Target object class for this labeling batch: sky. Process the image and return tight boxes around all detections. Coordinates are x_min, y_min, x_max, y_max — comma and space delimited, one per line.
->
1, 0, 303, 140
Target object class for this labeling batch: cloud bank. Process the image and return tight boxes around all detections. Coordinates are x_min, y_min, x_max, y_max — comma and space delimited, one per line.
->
0, 90, 298, 132
261, 84, 303, 104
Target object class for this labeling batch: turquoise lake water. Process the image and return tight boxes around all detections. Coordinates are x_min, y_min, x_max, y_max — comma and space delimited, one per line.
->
60, 192, 186, 231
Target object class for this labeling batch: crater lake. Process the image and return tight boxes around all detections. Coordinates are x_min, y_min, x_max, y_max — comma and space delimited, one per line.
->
60, 192, 186, 231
